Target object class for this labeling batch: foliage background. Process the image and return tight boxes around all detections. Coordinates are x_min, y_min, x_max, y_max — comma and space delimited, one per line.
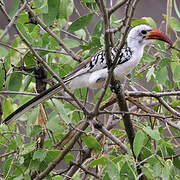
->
0, 0, 180, 179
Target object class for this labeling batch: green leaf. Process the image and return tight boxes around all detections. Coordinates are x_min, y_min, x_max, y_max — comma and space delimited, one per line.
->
25, 106, 39, 124
142, 164, 154, 179
7, 72, 23, 93
8, 139, 17, 151
59, 0, 74, 19
34, 0, 48, 13
0, 29, 9, 42
146, 66, 155, 82
102, 173, 110, 180
88, 157, 107, 167
29, 159, 40, 171
131, 19, 148, 27
81, 134, 102, 152
68, 13, 94, 32
142, 53, 156, 62
107, 160, 119, 180
46, 114, 65, 133
131, 17, 156, 28
22, 74, 33, 91
64, 153, 74, 163
156, 66, 168, 85
16, 23, 33, 43
33, 149, 47, 162
20, 142, 36, 155
74, 29, 86, 40
24, 52, 36, 66
0, 47, 9, 57
53, 176, 63, 180
174, 0, 180, 19
63, 38, 80, 48
143, 127, 161, 140
9, 0, 21, 17
153, 162, 162, 177
111, 129, 126, 137
120, 161, 136, 180
80, 0, 95, 2
173, 64, 180, 82
3, 98, 14, 118
3, 157, 13, 178
45, 150, 61, 163
30, 125, 42, 137
42, 0, 60, 25
92, 19, 104, 37
50, 99, 70, 124
162, 163, 170, 180
171, 99, 180, 108
159, 58, 171, 68
142, 17, 157, 28
173, 158, 180, 169
0, 124, 8, 132
133, 130, 146, 157
169, 17, 180, 32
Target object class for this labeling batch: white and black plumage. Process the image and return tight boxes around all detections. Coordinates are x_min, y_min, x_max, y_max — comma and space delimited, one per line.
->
4, 24, 172, 123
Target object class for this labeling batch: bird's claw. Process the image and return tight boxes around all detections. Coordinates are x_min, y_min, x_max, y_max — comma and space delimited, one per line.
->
110, 79, 122, 93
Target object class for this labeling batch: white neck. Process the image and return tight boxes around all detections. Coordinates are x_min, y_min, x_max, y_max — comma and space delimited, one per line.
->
127, 39, 145, 63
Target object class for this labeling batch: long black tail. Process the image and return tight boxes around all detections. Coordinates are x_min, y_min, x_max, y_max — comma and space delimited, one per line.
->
3, 83, 62, 124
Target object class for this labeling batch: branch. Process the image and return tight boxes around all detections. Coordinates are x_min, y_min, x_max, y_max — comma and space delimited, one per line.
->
0, 150, 17, 159
25, 2, 81, 63
0, 41, 72, 56
70, 161, 100, 179
99, 110, 180, 120
94, 121, 128, 153
158, 97, 180, 117
127, 96, 180, 131
110, 0, 140, 155
92, 0, 113, 114
125, 90, 180, 97
0, 1, 27, 41
34, 121, 89, 180
108, 0, 127, 15
60, 29, 88, 43
64, 116, 122, 179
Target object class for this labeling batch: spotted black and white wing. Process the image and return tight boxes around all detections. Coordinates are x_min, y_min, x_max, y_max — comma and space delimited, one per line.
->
68, 47, 133, 79
66, 46, 133, 89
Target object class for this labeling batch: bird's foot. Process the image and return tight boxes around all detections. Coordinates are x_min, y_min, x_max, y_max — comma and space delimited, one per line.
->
110, 79, 122, 94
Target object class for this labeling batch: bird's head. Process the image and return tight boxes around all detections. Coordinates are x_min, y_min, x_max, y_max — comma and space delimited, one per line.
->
127, 24, 173, 49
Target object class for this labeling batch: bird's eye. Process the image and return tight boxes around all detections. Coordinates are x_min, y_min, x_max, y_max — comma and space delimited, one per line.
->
141, 30, 147, 35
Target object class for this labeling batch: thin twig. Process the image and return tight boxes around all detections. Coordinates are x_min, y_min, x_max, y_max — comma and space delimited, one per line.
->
94, 121, 128, 153
108, 0, 127, 15
0, 150, 17, 159
0, 42, 24, 54
99, 110, 180, 120
158, 97, 180, 117
125, 90, 180, 97
164, 153, 180, 160
0, 1, 27, 41
70, 161, 100, 179
60, 29, 88, 43
127, 96, 180, 131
